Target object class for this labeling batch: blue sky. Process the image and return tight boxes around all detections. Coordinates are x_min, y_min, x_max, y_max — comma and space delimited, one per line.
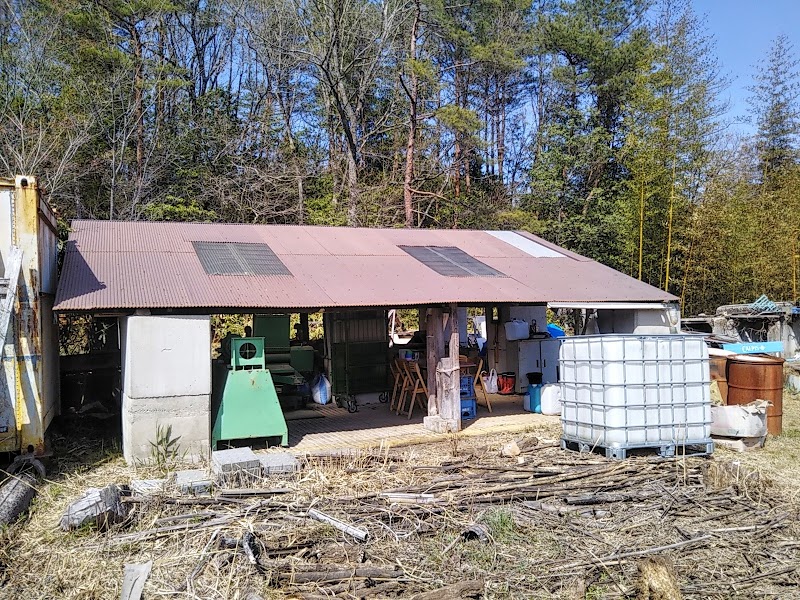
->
692, 0, 799, 135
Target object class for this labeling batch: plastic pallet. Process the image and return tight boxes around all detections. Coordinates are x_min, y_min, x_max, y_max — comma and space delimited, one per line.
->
461, 398, 477, 420
561, 437, 714, 460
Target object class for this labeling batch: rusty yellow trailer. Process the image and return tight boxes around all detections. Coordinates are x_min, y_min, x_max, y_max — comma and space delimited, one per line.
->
0, 176, 59, 454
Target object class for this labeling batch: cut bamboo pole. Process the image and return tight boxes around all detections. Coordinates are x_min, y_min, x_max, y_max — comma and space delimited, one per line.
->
307, 508, 368, 541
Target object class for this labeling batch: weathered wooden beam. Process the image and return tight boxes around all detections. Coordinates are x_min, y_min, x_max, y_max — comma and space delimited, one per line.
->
449, 304, 459, 361
426, 307, 444, 416
433, 305, 462, 429
120, 561, 152, 600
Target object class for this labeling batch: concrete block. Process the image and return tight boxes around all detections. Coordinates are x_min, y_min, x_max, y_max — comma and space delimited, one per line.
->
122, 393, 210, 465
130, 479, 167, 496
175, 469, 212, 495
258, 452, 299, 476
212, 447, 261, 477
122, 315, 211, 399
423, 415, 458, 433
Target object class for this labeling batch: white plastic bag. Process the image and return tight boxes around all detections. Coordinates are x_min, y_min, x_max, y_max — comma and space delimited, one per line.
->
482, 369, 499, 394
312, 375, 331, 405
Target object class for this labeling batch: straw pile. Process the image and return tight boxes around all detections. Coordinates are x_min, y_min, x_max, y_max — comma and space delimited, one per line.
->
0, 426, 798, 599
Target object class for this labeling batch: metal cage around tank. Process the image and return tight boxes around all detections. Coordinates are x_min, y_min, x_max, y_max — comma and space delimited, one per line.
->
559, 335, 713, 459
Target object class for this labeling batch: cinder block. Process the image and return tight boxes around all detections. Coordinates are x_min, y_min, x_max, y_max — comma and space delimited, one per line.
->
258, 452, 299, 475
211, 448, 261, 483
121, 393, 210, 465
423, 415, 458, 433
176, 469, 212, 495
130, 479, 167, 496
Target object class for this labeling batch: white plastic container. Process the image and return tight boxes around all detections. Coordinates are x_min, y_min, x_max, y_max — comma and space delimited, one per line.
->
559, 335, 711, 448
504, 319, 529, 341
540, 384, 561, 415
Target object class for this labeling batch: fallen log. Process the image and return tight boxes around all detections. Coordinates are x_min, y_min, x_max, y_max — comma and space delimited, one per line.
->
410, 580, 484, 599
284, 566, 402, 584
554, 535, 713, 570
218, 488, 292, 497
110, 515, 235, 545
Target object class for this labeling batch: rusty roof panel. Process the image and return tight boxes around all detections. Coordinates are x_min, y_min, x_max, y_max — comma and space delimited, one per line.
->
54, 220, 677, 311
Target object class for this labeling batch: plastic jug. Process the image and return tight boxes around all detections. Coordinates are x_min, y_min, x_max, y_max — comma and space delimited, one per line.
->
524, 384, 542, 413
540, 384, 561, 415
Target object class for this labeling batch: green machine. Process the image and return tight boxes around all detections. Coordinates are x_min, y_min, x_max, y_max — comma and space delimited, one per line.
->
212, 337, 288, 449
253, 315, 315, 409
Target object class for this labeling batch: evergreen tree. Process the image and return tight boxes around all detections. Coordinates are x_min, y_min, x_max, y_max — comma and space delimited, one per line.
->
747, 34, 800, 175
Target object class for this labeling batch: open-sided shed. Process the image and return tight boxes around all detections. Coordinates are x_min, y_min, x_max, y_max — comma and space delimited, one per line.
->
55, 220, 677, 462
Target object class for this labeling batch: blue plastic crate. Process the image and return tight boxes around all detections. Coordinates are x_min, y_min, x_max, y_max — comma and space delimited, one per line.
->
461, 398, 477, 420
460, 375, 475, 395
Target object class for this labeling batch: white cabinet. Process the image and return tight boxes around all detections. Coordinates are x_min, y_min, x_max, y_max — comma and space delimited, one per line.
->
512, 338, 561, 392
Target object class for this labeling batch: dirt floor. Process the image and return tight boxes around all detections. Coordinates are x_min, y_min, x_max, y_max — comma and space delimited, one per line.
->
1, 390, 799, 600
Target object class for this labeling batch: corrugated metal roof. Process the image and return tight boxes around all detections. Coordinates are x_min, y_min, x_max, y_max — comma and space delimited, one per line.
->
54, 221, 678, 311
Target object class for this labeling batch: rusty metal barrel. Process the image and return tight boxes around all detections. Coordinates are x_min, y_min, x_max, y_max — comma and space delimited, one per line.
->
727, 354, 785, 436
708, 351, 730, 404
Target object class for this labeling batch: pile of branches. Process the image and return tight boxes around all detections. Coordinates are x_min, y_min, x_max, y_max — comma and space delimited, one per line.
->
5, 435, 800, 599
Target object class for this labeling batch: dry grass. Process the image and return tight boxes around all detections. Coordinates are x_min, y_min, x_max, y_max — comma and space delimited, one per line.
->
717, 388, 800, 498
0, 395, 799, 600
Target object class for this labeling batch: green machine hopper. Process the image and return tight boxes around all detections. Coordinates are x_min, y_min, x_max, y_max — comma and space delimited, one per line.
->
212, 337, 288, 449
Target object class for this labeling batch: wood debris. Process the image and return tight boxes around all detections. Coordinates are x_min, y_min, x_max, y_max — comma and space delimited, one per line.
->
5, 430, 800, 599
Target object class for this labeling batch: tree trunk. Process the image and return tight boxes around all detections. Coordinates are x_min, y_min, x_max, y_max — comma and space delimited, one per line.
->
131, 24, 144, 194
297, 171, 305, 225
453, 66, 462, 199
326, 6, 361, 226
498, 84, 506, 187
403, 0, 420, 228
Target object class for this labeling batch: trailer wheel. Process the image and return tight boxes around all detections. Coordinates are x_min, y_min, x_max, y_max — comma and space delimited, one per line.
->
7, 454, 46, 479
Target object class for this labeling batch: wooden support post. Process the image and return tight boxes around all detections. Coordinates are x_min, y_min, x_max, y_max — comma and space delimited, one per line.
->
299, 313, 309, 343
436, 304, 461, 430
426, 307, 443, 416
573, 309, 583, 335
449, 304, 459, 361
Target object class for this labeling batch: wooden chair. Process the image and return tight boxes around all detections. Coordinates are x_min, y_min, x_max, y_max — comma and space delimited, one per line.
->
473, 357, 491, 412
405, 360, 429, 419
395, 359, 415, 416
397, 360, 427, 419
389, 358, 405, 412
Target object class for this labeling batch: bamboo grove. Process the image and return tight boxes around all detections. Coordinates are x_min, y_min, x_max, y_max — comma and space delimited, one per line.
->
1, 0, 798, 314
